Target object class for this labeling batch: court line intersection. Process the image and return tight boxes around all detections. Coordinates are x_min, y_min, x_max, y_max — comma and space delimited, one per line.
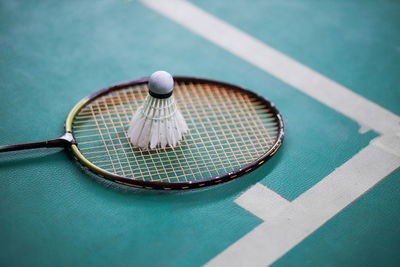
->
140, 0, 400, 266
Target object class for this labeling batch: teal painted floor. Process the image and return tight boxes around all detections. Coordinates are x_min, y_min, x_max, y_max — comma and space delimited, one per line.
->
0, 0, 399, 266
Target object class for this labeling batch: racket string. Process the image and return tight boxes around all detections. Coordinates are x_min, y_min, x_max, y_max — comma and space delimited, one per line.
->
72, 82, 279, 182
201, 83, 251, 169
181, 83, 232, 176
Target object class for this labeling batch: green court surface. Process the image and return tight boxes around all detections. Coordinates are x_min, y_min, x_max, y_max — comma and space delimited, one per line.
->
0, 0, 399, 266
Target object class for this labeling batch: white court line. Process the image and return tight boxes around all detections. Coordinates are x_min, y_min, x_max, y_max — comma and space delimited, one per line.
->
235, 183, 290, 221
139, 0, 400, 266
140, 0, 400, 135
207, 136, 400, 266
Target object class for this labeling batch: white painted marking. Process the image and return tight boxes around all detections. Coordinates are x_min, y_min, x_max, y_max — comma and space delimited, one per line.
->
358, 124, 371, 134
140, 0, 400, 135
235, 183, 290, 220
206, 136, 400, 267
371, 133, 400, 157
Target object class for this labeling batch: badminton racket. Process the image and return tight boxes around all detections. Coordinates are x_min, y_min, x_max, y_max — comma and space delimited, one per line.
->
0, 77, 284, 190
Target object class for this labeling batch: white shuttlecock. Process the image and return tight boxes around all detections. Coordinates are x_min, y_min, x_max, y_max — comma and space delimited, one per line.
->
127, 71, 188, 149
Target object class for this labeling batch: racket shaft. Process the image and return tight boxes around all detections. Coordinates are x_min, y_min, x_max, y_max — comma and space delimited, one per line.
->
0, 133, 74, 152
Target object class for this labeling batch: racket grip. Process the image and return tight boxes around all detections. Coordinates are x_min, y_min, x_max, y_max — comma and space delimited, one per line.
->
0, 132, 75, 152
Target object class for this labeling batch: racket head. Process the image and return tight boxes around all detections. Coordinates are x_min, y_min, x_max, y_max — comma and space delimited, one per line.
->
65, 77, 284, 190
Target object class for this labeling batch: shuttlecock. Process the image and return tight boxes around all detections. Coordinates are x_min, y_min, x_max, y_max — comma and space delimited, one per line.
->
127, 71, 188, 149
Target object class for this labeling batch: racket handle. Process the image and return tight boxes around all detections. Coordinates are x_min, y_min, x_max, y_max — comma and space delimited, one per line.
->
0, 132, 75, 152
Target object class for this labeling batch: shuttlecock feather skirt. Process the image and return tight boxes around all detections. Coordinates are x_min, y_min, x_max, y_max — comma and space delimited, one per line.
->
128, 95, 188, 149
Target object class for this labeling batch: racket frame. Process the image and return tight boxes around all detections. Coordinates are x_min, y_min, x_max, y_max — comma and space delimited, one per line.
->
65, 77, 285, 190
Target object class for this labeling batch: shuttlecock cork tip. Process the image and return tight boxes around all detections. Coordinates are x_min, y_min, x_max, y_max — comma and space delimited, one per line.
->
148, 70, 174, 98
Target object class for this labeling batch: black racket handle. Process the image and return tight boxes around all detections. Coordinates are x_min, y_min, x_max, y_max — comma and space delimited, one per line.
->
0, 133, 75, 152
